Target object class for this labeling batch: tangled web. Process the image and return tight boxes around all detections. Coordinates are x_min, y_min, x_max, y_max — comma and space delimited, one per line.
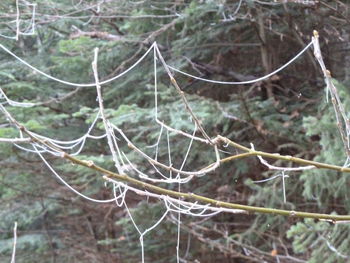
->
1, 30, 347, 262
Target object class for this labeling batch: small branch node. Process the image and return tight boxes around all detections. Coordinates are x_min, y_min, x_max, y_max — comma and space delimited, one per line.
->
83, 160, 94, 167
285, 155, 292, 160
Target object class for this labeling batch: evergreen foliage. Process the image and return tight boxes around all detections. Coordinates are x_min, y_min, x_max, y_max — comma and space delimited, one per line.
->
0, 0, 349, 262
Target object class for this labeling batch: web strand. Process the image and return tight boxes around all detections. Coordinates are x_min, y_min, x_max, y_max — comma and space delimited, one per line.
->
0, 31, 344, 263
167, 41, 313, 85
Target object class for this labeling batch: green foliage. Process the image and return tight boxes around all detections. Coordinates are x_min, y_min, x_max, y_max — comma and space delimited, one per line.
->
0, 234, 47, 256
283, 79, 350, 261
1, 0, 350, 262
287, 219, 350, 262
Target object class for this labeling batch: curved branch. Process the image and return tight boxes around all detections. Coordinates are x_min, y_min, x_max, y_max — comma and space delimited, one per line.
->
2, 102, 350, 221
60, 151, 350, 221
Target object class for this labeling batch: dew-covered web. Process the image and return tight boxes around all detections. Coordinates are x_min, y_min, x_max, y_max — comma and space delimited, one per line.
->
1, 27, 347, 262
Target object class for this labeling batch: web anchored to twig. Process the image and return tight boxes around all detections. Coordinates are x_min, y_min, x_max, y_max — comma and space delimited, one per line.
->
1, 31, 350, 263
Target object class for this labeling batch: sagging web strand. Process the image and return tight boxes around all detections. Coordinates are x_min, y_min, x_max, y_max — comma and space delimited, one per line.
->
0, 40, 312, 88
0, 37, 324, 263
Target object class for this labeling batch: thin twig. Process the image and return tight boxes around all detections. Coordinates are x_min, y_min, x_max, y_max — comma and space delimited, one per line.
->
112, 124, 220, 177
3, 99, 350, 220
154, 44, 214, 144
312, 30, 350, 158
92, 47, 123, 174
1, 31, 350, 223
10, 221, 17, 263
15, 0, 20, 41
218, 136, 350, 173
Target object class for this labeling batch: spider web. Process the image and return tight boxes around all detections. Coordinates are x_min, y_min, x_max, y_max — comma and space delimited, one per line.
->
0, 32, 344, 262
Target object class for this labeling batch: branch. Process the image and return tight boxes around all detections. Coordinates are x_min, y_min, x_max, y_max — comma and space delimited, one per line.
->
92, 48, 123, 174
155, 44, 213, 144
276, 0, 318, 6
191, 61, 259, 82
312, 30, 350, 158
218, 136, 350, 173
2, 31, 350, 222
143, 19, 178, 44
2, 102, 350, 220
112, 124, 220, 177
70, 30, 124, 41
61, 151, 350, 221
10, 221, 17, 263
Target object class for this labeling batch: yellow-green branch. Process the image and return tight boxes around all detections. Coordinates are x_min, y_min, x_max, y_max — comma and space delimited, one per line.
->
3, 88, 350, 222
218, 135, 350, 173
62, 152, 350, 221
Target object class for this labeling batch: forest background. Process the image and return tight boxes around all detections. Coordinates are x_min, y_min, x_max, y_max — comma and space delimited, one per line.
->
0, 0, 350, 262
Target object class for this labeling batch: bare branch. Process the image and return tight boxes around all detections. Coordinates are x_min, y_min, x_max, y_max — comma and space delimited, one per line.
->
312, 30, 350, 158
92, 47, 124, 174
10, 222, 17, 263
